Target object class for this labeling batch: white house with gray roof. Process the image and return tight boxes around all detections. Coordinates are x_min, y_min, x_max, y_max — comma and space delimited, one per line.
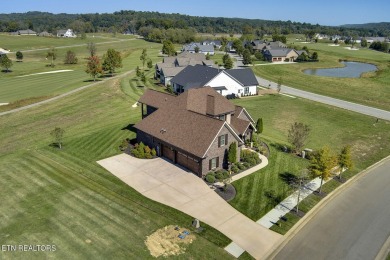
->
170, 64, 258, 97
182, 43, 215, 55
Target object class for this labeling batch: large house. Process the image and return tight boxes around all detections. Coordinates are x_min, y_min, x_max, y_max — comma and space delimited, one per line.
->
263, 48, 299, 62
10, 29, 37, 36
57, 29, 76, 38
170, 64, 259, 96
182, 42, 215, 55
134, 87, 256, 177
155, 52, 216, 86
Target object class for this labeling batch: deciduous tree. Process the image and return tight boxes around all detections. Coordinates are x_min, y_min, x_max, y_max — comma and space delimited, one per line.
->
242, 49, 252, 65
288, 122, 310, 153
102, 48, 122, 75
222, 54, 233, 69
0, 54, 13, 72
162, 40, 175, 56
140, 48, 148, 68
64, 50, 78, 64
338, 145, 353, 180
16, 51, 23, 62
50, 127, 65, 149
85, 55, 103, 81
87, 42, 97, 57
309, 146, 337, 193
46, 47, 57, 67
147, 59, 153, 70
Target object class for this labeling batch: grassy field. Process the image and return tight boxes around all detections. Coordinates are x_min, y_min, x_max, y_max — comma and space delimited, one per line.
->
253, 42, 390, 111
0, 70, 233, 260
229, 94, 390, 221
0, 38, 235, 259
0, 35, 162, 105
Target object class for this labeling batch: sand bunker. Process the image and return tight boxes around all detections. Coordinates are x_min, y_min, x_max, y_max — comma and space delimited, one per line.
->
145, 225, 196, 258
16, 70, 73, 78
344, 47, 359, 51
328, 44, 340, 46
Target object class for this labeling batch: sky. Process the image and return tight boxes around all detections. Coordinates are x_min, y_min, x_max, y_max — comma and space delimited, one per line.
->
1, 0, 389, 26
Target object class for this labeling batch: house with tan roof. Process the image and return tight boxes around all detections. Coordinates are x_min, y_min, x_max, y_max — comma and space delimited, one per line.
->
155, 52, 216, 86
134, 87, 256, 177
263, 48, 299, 62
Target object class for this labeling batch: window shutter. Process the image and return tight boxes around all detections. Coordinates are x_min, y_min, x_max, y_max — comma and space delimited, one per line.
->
225, 134, 228, 145
216, 157, 219, 168
209, 159, 212, 170
218, 136, 221, 147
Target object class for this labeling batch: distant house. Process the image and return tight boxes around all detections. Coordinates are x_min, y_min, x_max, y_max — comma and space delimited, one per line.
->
366, 37, 388, 44
38, 31, 53, 37
170, 64, 259, 96
201, 40, 222, 49
155, 52, 216, 86
10, 29, 37, 36
134, 87, 256, 177
57, 29, 76, 38
263, 48, 299, 62
182, 42, 215, 55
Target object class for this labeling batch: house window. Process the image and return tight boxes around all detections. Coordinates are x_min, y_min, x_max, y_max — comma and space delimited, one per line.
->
219, 114, 225, 121
218, 134, 228, 147
244, 87, 249, 95
209, 157, 219, 170
238, 89, 241, 93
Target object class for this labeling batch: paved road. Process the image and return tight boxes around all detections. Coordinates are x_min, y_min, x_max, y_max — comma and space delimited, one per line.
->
274, 158, 390, 260
256, 76, 390, 121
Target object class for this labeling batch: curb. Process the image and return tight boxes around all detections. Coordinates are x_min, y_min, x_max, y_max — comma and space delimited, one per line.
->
265, 155, 390, 259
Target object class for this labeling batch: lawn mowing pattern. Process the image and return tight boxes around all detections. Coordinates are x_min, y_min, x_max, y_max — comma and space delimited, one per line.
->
230, 145, 308, 221
0, 74, 233, 259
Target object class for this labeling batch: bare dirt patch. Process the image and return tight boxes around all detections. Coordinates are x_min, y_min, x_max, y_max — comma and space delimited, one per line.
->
145, 225, 196, 258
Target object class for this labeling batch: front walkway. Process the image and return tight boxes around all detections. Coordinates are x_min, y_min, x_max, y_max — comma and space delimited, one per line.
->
97, 154, 282, 259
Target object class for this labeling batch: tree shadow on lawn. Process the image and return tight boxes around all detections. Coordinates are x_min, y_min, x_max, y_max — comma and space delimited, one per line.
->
279, 171, 298, 186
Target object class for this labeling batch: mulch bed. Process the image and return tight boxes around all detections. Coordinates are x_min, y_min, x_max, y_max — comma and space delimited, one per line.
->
289, 209, 306, 218
313, 190, 328, 198
214, 184, 236, 201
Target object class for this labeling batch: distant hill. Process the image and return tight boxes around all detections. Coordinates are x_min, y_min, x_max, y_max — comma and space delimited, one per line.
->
341, 22, 390, 30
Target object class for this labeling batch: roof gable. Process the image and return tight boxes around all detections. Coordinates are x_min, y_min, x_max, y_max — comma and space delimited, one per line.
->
224, 69, 259, 86
170, 65, 220, 89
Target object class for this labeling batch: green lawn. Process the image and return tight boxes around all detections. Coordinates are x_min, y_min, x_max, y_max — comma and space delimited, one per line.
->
0, 37, 162, 105
253, 42, 390, 110
0, 56, 233, 259
229, 94, 390, 221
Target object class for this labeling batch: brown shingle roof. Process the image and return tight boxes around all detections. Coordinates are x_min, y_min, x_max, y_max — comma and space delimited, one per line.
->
178, 87, 235, 116
135, 87, 245, 158
138, 89, 176, 109
134, 106, 225, 158
230, 116, 250, 135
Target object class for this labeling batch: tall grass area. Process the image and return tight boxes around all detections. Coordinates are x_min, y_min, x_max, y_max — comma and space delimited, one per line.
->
0, 54, 233, 259
229, 94, 390, 220
253, 42, 390, 110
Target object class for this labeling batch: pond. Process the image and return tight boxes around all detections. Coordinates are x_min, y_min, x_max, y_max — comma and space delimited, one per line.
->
303, 61, 377, 78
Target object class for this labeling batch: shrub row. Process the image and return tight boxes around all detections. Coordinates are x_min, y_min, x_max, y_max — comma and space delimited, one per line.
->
131, 142, 156, 159
205, 169, 229, 183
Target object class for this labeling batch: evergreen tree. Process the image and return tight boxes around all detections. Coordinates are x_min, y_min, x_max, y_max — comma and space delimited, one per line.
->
16, 51, 23, 62
0, 54, 13, 72
256, 118, 263, 134
228, 142, 237, 164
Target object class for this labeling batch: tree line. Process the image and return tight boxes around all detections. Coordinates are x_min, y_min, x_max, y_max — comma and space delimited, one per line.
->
0, 11, 388, 42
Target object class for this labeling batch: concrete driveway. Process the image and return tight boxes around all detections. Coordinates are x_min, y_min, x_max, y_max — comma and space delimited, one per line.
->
98, 154, 281, 259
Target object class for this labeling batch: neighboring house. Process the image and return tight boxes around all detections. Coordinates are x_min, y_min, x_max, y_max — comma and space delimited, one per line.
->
182, 42, 215, 55
263, 48, 299, 62
170, 64, 258, 96
134, 87, 256, 177
38, 31, 53, 37
155, 52, 215, 86
57, 29, 76, 38
366, 37, 388, 44
201, 40, 222, 49
296, 50, 308, 56
10, 29, 37, 36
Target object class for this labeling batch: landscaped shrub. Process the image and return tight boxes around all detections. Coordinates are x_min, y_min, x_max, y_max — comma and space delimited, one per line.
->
205, 173, 216, 183
237, 162, 247, 171
241, 149, 261, 166
231, 165, 239, 173
119, 139, 129, 151
131, 142, 155, 159
242, 162, 251, 168
215, 171, 224, 180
